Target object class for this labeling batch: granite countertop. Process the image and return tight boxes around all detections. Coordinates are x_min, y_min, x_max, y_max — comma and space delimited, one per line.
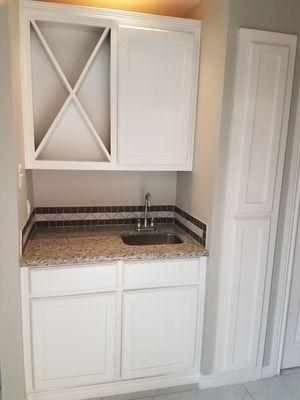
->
20, 224, 209, 267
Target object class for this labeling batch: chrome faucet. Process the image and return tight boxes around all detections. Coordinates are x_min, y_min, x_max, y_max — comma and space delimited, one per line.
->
137, 192, 155, 232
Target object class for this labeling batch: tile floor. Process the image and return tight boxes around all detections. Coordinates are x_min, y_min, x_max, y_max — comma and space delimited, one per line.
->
100, 368, 300, 400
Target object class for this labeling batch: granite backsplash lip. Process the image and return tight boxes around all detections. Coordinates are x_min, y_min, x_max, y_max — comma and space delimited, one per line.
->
20, 224, 209, 268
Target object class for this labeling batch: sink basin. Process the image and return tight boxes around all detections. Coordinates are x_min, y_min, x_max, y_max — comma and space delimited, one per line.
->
121, 233, 183, 246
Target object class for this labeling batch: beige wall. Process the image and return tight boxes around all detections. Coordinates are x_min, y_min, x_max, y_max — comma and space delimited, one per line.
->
176, 0, 230, 226
10, 0, 33, 229
176, 0, 232, 375
0, 1, 26, 399
32, 171, 177, 206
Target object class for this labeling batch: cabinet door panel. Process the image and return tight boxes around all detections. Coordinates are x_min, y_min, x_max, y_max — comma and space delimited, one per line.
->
118, 26, 196, 167
219, 29, 297, 377
122, 287, 198, 379
31, 293, 116, 389
238, 44, 290, 214
226, 219, 270, 370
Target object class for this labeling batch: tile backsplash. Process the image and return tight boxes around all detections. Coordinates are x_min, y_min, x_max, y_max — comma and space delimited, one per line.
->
22, 205, 207, 252
35, 205, 175, 227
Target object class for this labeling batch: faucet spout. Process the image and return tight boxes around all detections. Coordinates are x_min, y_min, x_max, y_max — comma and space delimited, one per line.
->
144, 192, 151, 226
136, 192, 156, 232
145, 192, 151, 208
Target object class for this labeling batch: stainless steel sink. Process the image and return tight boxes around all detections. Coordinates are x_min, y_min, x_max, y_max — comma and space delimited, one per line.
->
121, 233, 183, 246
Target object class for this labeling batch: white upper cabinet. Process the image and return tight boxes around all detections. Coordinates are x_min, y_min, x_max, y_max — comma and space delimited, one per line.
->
20, 1, 201, 171
118, 26, 198, 168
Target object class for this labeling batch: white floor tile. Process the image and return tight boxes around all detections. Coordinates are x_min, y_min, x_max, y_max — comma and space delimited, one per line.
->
281, 367, 300, 376
245, 375, 299, 400
196, 384, 253, 400
153, 385, 252, 400
102, 384, 197, 400
151, 389, 197, 400
282, 371, 300, 396
93, 373, 300, 400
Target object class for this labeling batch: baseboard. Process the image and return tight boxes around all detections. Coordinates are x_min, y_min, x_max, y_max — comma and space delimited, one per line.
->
26, 373, 199, 400
198, 368, 263, 389
261, 365, 276, 379
197, 373, 214, 389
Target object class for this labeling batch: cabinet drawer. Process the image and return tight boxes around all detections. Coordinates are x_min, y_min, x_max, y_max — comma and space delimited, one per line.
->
123, 259, 200, 287
29, 264, 117, 297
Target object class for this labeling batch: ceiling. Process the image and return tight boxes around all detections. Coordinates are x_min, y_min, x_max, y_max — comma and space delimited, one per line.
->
38, 0, 201, 17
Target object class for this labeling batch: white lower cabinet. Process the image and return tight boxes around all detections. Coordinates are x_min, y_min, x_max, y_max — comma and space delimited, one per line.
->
21, 258, 206, 399
30, 293, 117, 389
121, 287, 198, 379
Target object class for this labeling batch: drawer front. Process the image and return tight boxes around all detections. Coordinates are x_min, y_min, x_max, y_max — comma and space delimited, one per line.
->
29, 264, 117, 297
123, 259, 200, 287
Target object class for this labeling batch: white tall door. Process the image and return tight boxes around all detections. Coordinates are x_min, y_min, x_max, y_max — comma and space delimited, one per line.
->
121, 286, 198, 379
118, 26, 197, 168
218, 29, 297, 378
282, 216, 300, 369
30, 293, 116, 390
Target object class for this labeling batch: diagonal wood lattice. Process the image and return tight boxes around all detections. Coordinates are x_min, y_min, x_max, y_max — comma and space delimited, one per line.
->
31, 20, 111, 162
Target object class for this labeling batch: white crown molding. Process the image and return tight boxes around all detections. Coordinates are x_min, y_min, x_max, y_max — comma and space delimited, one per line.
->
20, 0, 202, 32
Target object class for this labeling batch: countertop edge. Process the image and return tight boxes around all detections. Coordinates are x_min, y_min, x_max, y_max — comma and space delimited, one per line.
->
20, 250, 209, 268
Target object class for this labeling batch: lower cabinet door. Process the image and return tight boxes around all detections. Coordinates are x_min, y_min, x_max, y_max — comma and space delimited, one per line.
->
30, 293, 116, 390
121, 286, 198, 379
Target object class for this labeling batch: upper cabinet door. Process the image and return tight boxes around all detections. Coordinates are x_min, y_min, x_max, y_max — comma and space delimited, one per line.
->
118, 26, 199, 169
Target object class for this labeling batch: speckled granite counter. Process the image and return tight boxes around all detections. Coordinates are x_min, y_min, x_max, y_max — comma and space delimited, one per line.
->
20, 224, 208, 267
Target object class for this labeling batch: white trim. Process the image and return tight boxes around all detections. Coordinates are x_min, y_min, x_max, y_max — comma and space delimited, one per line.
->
26, 373, 199, 400
261, 366, 275, 379
265, 84, 300, 376
197, 365, 274, 389
198, 369, 262, 389
25, 160, 193, 171
197, 374, 214, 389
21, 268, 34, 393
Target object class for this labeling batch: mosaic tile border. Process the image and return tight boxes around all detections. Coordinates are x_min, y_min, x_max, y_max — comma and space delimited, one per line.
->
21, 205, 207, 252
35, 205, 175, 214
174, 206, 206, 247
34, 206, 175, 226
22, 209, 36, 253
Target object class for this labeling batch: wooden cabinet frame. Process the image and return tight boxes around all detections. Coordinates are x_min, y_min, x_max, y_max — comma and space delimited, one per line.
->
20, 0, 201, 171
21, 258, 207, 400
